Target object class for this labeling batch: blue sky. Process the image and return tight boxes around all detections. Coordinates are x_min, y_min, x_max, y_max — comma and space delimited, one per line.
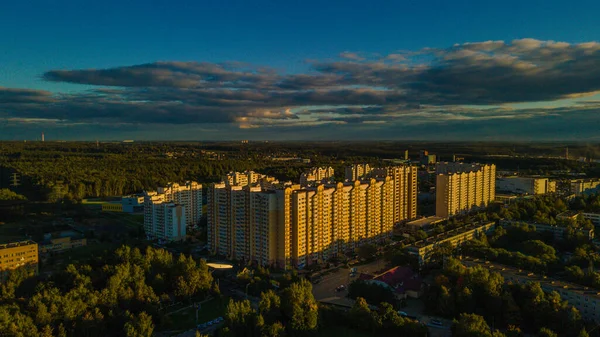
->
2, 0, 600, 140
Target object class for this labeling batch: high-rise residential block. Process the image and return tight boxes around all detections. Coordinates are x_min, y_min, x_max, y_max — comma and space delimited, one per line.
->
144, 181, 201, 241
371, 166, 418, 223
207, 168, 414, 269
299, 166, 335, 186
344, 164, 372, 181
435, 162, 496, 218
0, 240, 38, 279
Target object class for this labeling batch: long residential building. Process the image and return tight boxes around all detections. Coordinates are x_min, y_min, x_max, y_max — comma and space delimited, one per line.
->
144, 181, 201, 241
207, 168, 415, 269
406, 221, 496, 266
345, 164, 372, 181
371, 166, 418, 223
570, 179, 600, 196
435, 162, 496, 218
0, 240, 39, 279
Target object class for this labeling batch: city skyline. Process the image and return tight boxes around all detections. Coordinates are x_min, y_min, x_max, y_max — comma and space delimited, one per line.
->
2, 1, 600, 141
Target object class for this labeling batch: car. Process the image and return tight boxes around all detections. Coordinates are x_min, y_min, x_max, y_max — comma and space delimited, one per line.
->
217, 316, 224, 322
398, 311, 408, 317
206, 321, 213, 326
336, 285, 346, 292
430, 319, 443, 326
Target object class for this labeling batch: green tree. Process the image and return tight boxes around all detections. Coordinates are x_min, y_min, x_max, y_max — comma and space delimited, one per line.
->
356, 244, 377, 260
452, 313, 493, 337
124, 311, 154, 337
281, 279, 318, 333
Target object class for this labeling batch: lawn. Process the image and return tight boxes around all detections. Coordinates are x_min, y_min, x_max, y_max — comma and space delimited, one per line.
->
162, 296, 229, 331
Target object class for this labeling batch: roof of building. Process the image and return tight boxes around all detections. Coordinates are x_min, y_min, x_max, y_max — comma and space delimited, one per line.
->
410, 221, 495, 248
359, 266, 422, 292
0, 240, 37, 250
406, 216, 445, 227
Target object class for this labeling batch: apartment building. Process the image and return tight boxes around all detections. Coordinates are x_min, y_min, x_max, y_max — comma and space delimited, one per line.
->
299, 166, 335, 186
207, 172, 407, 269
558, 211, 600, 227
144, 192, 187, 241
499, 219, 595, 240
345, 164, 372, 181
143, 181, 201, 241
0, 240, 38, 279
371, 166, 418, 223
463, 258, 600, 323
157, 181, 202, 227
570, 179, 600, 196
435, 162, 496, 218
406, 222, 496, 265
496, 176, 556, 195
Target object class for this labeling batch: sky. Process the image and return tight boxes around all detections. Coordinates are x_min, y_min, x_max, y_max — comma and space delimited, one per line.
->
2, 0, 600, 141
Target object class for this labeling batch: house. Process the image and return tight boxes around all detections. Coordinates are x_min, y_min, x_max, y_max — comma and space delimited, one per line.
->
358, 266, 424, 299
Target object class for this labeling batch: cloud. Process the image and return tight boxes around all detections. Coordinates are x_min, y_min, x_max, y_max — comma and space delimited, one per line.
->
2, 38, 600, 140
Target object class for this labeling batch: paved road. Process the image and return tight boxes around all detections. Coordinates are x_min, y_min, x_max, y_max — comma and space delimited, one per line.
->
312, 259, 388, 306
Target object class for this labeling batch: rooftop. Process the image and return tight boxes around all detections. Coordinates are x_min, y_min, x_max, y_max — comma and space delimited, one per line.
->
0, 240, 37, 250
410, 221, 495, 248
406, 216, 445, 227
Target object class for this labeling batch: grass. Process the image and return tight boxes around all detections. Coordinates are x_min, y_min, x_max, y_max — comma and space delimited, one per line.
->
316, 326, 371, 337
161, 296, 229, 331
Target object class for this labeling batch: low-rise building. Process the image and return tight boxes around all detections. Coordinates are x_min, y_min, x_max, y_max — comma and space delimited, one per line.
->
499, 219, 595, 240
570, 179, 600, 196
358, 266, 424, 299
0, 240, 38, 279
558, 211, 600, 227
462, 258, 600, 323
39, 236, 87, 255
406, 222, 495, 265
404, 216, 445, 233
496, 176, 555, 195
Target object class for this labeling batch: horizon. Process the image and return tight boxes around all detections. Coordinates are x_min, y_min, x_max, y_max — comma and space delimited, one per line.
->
2, 1, 600, 141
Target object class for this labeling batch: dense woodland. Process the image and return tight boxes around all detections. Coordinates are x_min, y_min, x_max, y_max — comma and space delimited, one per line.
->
0, 246, 215, 337
1, 141, 599, 202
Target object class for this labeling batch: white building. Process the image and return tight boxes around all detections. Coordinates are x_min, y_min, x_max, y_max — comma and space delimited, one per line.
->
144, 194, 187, 242
496, 176, 555, 195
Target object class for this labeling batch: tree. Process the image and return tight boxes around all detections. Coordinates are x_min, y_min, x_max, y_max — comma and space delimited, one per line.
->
259, 290, 282, 323
281, 279, 318, 333
348, 297, 375, 332
124, 311, 154, 337
538, 327, 558, 337
452, 313, 493, 337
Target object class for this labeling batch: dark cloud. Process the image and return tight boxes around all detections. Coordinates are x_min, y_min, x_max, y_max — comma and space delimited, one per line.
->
1, 38, 600, 138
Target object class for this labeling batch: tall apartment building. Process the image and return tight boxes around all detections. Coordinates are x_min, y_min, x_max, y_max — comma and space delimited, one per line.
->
496, 176, 555, 195
157, 181, 202, 227
435, 162, 496, 218
207, 172, 409, 269
144, 181, 201, 241
144, 192, 187, 241
371, 166, 418, 223
345, 164, 372, 181
299, 167, 335, 186
0, 240, 38, 279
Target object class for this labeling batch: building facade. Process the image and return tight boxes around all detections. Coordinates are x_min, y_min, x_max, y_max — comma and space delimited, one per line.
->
371, 166, 418, 223
570, 179, 600, 196
299, 167, 335, 186
207, 170, 414, 269
39, 236, 87, 254
344, 164, 372, 181
496, 176, 555, 195
435, 163, 496, 218
0, 240, 38, 279
157, 181, 202, 227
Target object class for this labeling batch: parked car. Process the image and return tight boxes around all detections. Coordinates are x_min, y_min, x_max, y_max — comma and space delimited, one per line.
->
335, 285, 346, 292
398, 311, 408, 317
430, 319, 443, 326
